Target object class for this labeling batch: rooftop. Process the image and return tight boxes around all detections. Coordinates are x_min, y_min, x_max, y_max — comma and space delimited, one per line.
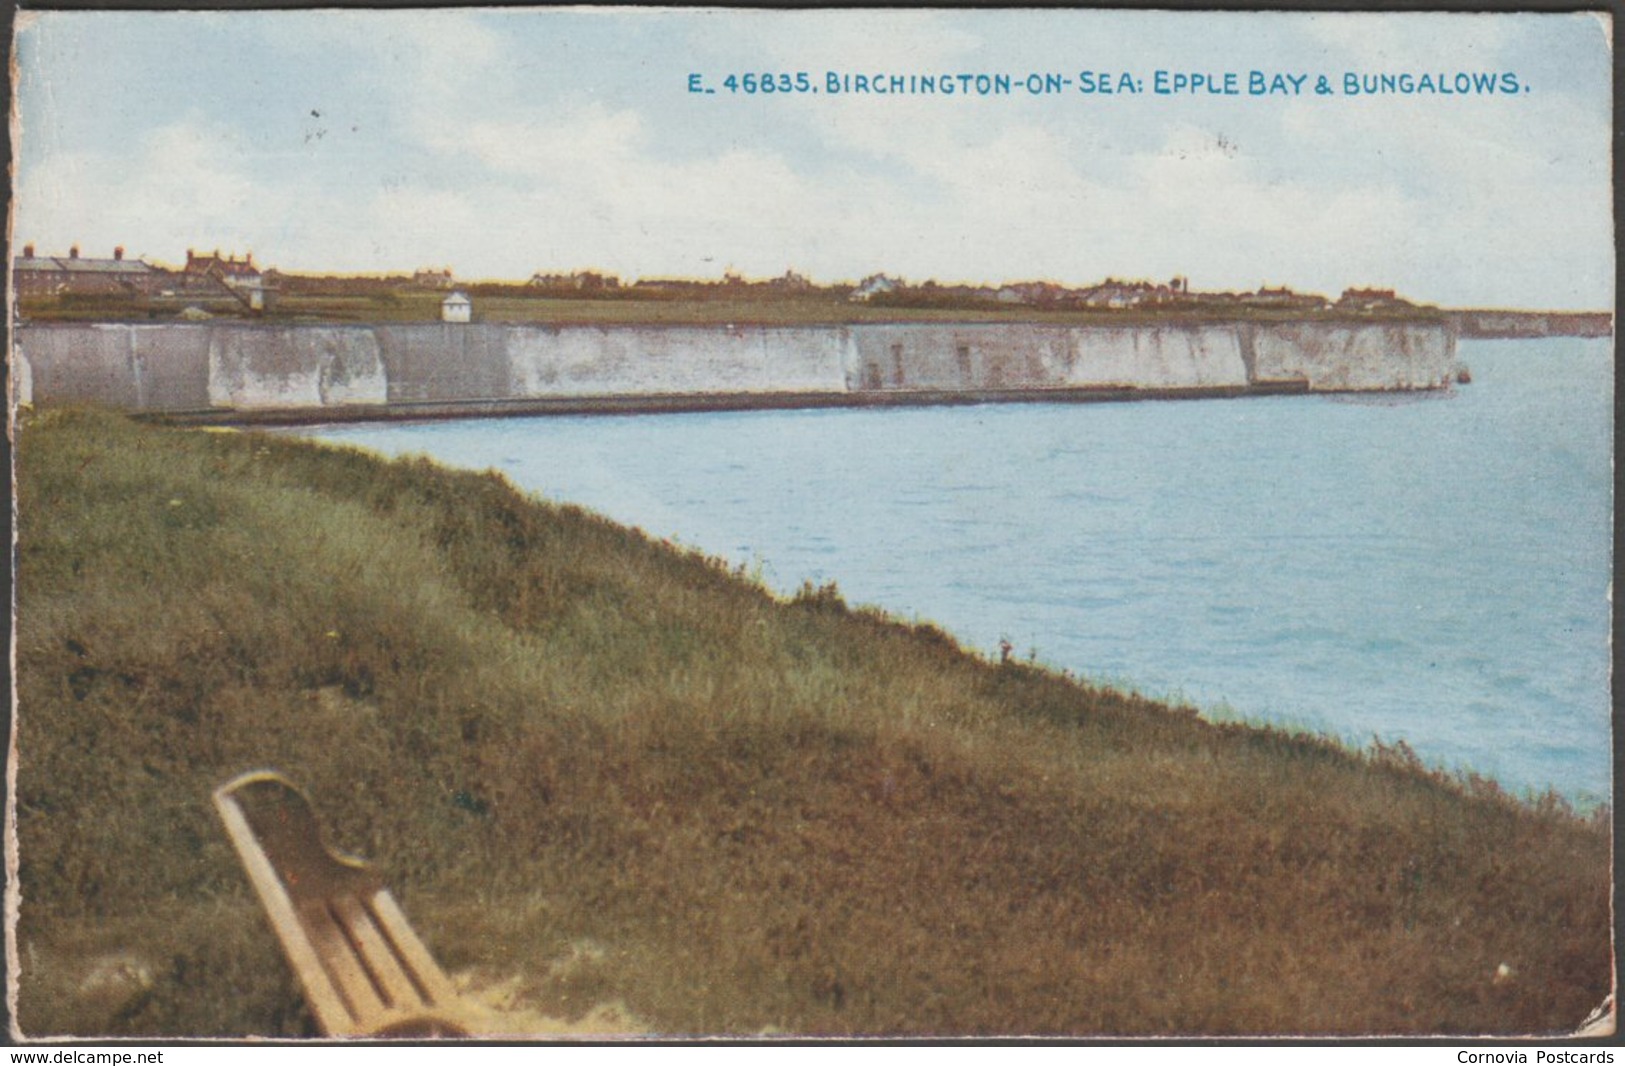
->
15, 254, 155, 275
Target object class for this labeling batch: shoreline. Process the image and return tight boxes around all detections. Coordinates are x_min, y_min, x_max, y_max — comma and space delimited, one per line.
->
141, 379, 1321, 428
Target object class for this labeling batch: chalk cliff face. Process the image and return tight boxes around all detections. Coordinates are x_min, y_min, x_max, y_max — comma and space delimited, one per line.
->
1068, 327, 1250, 389
17, 324, 211, 410
842, 324, 1251, 391
209, 327, 387, 409
14, 319, 1457, 415
503, 326, 852, 397
374, 325, 510, 404
1247, 324, 1457, 390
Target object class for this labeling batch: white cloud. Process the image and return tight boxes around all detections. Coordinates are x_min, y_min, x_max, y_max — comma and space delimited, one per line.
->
1300, 11, 1514, 70
460, 106, 644, 178
717, 9, 983, 75
11, 8, 1613, 306
15, 119, 282, 263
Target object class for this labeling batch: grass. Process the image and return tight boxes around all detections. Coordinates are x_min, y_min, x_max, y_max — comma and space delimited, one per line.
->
12, 407, 1612, 1038
18, 290, 1449, 328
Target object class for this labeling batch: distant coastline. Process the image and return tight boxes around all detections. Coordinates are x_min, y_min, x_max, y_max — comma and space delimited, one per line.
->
14, 249, 1603, 426
1448, 309, 1612, 339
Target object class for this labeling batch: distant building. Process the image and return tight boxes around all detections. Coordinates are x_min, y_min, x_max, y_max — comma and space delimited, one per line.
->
995, 281, 1067, 306
528, 271, 621, 292
767, 269, 812, 292
632, 278, 702, 294
1337, 287, 1409, 313
13, 244, 164, 298
1247, 285, 1295, 305
441, 291, 472, 323
412, 268, 456, 290
183, 249, 273, 310
1079, 279, 1153, 309
849, 274, 901, 302
186, 248, 261, 286
1243, 285, 1330, 312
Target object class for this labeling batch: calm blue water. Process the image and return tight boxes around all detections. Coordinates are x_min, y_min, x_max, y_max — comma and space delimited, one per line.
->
305, 339, 1614, 804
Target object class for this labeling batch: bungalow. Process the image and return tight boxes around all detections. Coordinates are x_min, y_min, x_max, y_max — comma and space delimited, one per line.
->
997, 281, 1068, 306
1079, 280, 1154, 309
1243, 286, 1330, 312
849, 274, 901, 302
1337, 287, 1410, 313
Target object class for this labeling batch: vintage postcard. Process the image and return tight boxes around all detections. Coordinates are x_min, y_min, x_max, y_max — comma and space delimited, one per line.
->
7, 6, 1614, 1047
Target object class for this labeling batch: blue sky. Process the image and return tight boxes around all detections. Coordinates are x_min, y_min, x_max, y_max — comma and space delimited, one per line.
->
11, 8, 1614, 307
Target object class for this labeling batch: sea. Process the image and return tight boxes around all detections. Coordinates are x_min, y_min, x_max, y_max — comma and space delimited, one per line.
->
303, 337, 1614, 805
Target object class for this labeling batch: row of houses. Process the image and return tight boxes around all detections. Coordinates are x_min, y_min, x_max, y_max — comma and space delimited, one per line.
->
528, 270, 621, 292
14, 244, 164, 297
12, 244, 483, 321
14, 245, 275, 311
850, 273, 1416, 313
851, 274, 1202, 308
14, 246, 1420, 320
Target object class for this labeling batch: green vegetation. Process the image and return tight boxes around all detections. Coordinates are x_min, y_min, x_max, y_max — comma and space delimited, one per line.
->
14, 409, 1610, 1038
18, 286, 1450, 328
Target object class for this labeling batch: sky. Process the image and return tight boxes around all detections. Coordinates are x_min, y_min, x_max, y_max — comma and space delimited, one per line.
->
10, 8, 1614, 308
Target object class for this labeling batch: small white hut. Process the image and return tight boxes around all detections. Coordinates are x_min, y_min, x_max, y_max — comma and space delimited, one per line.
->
441, 291, 472, 323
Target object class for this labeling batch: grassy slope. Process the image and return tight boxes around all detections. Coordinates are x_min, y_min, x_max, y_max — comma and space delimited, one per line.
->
13, 409, 1611, 1038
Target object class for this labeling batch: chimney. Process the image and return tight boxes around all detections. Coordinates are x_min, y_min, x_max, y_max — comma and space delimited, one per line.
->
22, 243, 33, 258
69, 244, 79, 259
114, 246, 124, 261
